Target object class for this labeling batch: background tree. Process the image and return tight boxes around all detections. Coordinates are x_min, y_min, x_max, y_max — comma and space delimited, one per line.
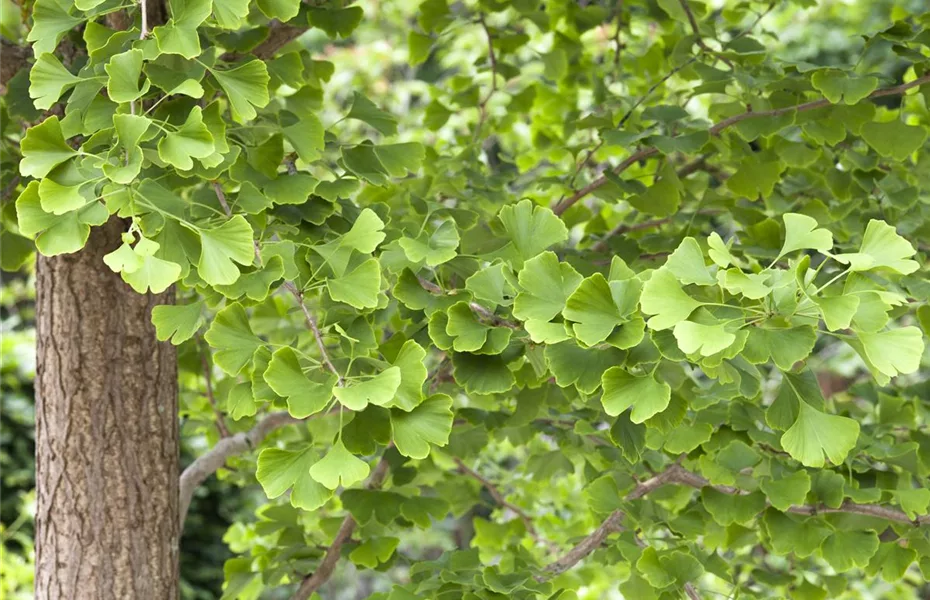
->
3, 0, 930, 599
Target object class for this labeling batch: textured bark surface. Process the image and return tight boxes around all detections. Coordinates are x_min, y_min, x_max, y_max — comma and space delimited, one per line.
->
35, 217, 179, 600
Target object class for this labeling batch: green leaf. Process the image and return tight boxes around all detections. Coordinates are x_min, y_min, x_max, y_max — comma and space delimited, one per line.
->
665, 237, 715, 285
15, 181, 107, 256
399, 220, 459, 266
257, 0, 301, 22
152, 0, 212, 58
212, 0, 250, 28
151, 302, 204, 344
121, 244, 183, 294
601, 367, 671, 423
726, 158, 785, 199
640, 268, 701, 331
409, 31, 432, 65
346, 91, 397, 135
451, 353, 515, 395
212, 61, 271, 123
445, 302, 491, 352
820, 530, 880, 572
718, 269, 772, 300
263, 347, 334, 418
203, 303, 263, 375
895, 488, 930, 520
498, 199, 568, 265
37, 177, 89, 215
780, 213, 833, 257
20, 116, 77, 179
257, 446, 334, 510
781, 400, 859, 468
157, 106, 215, 170
308, 6, 364, 38
760, 470, 811, 511
375, 143, 425, 177
465, 263, 516, 308
198, 215, 255, 286
563, 273, 640, 346
349, 537, 399, 569
834, 219, 919, 274
327, 258, 381, 309
314, 208, 386, 276
861, 119, 927, 160
391, 394, 454, 459
387, 340, 427, 411
743, 326, 817, 370
853, 327, 924, 382
334, 367, 402, 410
105, 49, 150, 104
27, 0, 83, 56
29, 53, 81, 110
762, 510, 831, 557
701, 489, 766, 525
673, 321, 736, 357
514, 251, 583, 322
227, 381, 258, 420
811, 69, 878, 104
546, 341, 623, 394
814, 294, 860, 331
309, 439, 370, 489
282, 113, 325, 162
628, 166, 680, 217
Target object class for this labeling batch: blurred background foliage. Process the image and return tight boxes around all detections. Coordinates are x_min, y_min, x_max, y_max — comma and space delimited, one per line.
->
2, 0, 929, 597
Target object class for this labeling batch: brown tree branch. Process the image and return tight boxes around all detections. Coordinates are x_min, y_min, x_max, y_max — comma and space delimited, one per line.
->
179, 411, 301, 526
454, 458, 547, 546
0, 39, 31, 88
252, 21, 307, 60
677, 0, 733, 68
282, 281, 345, 386
198, 336, 230, 438
291, 457, 391, 600
552, 75, 930, 215
539, 463, 927, 584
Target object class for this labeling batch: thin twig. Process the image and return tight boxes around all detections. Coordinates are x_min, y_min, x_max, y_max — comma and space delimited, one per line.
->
552, 73, 930, 215
212, 181, 232, 216
198, 336, 230, 438
538, 462, 929, 582
618, 56, 698, 126
612, 0, 624, 68
283, 281, 344, 386
1, 175, 21, 201
678, 0, 732, 68
592, 207, 720, 251
139, 0, 148, 39
454, 458, 543, 542
291, 457, 391, 600
478, 14, 498, 101
179, 411, 301, 526
475, 13, 498, 133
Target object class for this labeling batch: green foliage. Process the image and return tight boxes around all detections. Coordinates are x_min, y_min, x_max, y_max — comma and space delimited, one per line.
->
3, 0, 930, 598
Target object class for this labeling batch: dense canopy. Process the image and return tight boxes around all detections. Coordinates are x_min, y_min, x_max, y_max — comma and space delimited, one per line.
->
3, 0, 930, 598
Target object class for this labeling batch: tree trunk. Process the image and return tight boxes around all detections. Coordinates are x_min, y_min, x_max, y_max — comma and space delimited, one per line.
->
34, 216, 179, 599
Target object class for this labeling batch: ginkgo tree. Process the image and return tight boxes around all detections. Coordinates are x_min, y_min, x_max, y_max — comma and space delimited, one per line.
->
2, 0, 930, 598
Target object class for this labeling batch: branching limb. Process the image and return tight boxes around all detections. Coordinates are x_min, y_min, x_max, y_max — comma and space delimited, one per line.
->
552, 73, 930, 215
291, 457, 391, 600
282, 281, 345, 386
179, 411, 300, 526
678, 0, 733, 67
198, 336, 230, 438
539, 462, 926, 587
454, 458, 551, 549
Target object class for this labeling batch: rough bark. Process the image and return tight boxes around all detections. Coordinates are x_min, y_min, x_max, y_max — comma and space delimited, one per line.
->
35, 216, 179, 600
